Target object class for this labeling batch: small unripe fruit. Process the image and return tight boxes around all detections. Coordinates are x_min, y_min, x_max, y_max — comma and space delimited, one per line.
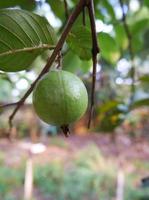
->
33, 70, 88, 127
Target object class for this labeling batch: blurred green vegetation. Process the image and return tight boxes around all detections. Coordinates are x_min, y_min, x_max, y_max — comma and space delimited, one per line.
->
0, 143, 148, 200
0, 166, 24, 200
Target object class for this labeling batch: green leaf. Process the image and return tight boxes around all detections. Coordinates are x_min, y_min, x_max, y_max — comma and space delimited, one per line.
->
102, 0, 116, 21
115, 24, 128, 50
97, 101, 126, 132
0, 9, 56, 72
98, 32, 120, 64
130, 19, 149, 34
0, 0, 36, 10
131, 98, 149, 109
98, 100, 120, 114
139, 75, 149, 83
63, 51, 81, 73
132, 34, 144, 52
144, 0, 149, 8
67, 26, 92, 60
63, 50, 91, 73
47, 0, 65, 20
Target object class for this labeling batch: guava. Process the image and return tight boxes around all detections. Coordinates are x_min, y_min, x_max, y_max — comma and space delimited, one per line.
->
33, 69, 88, 135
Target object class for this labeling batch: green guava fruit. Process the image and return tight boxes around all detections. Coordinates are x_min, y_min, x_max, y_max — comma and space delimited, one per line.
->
33, 69, 88, 127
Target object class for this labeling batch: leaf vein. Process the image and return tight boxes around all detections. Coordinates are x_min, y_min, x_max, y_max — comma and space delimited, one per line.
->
0, 23, 27, 47
0, 44, 55, 57
1, 12, 35, 46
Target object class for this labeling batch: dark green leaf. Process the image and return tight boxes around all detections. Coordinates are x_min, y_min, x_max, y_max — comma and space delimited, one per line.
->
131, 98, 149, 109
0, 0, 36, 10
139, 75, 149, 82
0, 9, 56, 72
98, 32, 120, 64
144, 0, 149, 8
47, 0, 65, 20
67, 26, 92, 60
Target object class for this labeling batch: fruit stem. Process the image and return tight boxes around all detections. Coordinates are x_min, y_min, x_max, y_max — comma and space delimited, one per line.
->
61, 125, 70, 137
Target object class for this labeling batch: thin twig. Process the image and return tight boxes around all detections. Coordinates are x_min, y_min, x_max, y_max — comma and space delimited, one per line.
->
87, 0, 100, 128
119, 0, 135, 103
8, 0, 87, 128
64, 0, 69, 19
0, 102, 19, 109
82, 7, 86, 26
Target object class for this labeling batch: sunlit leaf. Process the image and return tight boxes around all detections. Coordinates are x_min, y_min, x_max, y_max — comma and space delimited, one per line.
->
130, 19, 149, 34
98, 32, 120, 64
0, 9, 56, 72
115, 24, 128, 50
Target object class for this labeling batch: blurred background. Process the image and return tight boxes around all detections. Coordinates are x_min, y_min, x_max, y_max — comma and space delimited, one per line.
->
0, 0, 149, 199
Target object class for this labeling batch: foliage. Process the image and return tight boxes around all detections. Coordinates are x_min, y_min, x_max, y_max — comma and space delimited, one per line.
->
35, 144, 116, 200
0, 0, 148, 131
0, 166, 24, 200
34, 144, 149, 200
95, 101, 128, 132
0, 9, 56, 72
0, 143, 148, 199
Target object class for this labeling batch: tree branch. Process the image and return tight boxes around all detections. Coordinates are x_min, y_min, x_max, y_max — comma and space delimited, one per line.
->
86, 0, 100, 128
0, 102, 19, 109
119, 0, 135, 103
8, 0, 87, 128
